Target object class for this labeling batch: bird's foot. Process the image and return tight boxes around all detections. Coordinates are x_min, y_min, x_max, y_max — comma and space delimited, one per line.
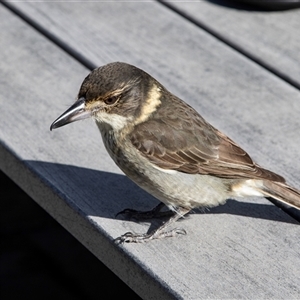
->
114, 227, 186, 244
115, 206, 190, 243
116, 202, 173, 221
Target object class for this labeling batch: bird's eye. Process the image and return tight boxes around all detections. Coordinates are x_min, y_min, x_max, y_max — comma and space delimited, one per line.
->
104, 96, 119, 105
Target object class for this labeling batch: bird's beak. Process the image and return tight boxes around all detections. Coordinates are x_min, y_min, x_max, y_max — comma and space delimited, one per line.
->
50, 97, 91, 131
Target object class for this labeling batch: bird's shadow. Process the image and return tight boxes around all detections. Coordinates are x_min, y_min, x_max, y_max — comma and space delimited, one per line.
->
26, 161, 299, 230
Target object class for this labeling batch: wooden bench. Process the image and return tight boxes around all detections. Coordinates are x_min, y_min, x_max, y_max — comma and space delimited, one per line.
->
1, 1, 300, 298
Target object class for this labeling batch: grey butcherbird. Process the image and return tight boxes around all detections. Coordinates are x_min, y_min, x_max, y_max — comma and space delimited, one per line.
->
50, 62, 300, 243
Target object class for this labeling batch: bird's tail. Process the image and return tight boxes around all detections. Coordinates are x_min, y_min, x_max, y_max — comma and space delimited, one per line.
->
260, 181, 300, 210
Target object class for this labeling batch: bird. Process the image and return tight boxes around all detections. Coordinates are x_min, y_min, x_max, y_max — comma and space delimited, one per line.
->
50, 62, 300, 243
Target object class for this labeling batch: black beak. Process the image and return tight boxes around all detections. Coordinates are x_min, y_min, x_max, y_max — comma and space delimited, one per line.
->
50, 98, 91, 131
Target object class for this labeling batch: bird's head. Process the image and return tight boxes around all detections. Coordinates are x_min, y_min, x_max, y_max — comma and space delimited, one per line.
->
50, 62, 162, 132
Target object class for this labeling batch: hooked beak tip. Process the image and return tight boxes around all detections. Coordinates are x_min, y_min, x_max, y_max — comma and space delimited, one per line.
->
50, 123, 57, 131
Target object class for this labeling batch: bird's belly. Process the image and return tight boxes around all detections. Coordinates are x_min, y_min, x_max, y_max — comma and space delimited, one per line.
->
102, 134, 233, 210
132, 166, 232, 210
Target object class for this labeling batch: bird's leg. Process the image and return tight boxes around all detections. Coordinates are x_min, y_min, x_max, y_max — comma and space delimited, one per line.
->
116, 202, 174, 221
115, 207, 190, 243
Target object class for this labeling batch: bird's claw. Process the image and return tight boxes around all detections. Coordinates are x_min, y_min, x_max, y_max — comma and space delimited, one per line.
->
114, 228, 187, 244
114, 231, 145, 244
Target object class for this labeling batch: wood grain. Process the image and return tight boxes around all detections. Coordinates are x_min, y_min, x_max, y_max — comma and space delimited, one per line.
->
166, 0, 300, 88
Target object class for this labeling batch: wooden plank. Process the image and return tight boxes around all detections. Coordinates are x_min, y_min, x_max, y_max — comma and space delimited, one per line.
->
162, 0, 300, 88
2, 2, 300, 299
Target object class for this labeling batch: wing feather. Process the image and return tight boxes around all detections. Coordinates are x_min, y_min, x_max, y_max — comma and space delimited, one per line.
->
129, 95, 285, 182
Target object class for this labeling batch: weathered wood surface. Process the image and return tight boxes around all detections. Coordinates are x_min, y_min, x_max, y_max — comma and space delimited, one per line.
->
1, 2, 300, 299
166, 0, 300, 88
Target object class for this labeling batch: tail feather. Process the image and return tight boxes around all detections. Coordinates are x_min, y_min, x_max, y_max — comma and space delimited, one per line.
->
260, 181, 300, 210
